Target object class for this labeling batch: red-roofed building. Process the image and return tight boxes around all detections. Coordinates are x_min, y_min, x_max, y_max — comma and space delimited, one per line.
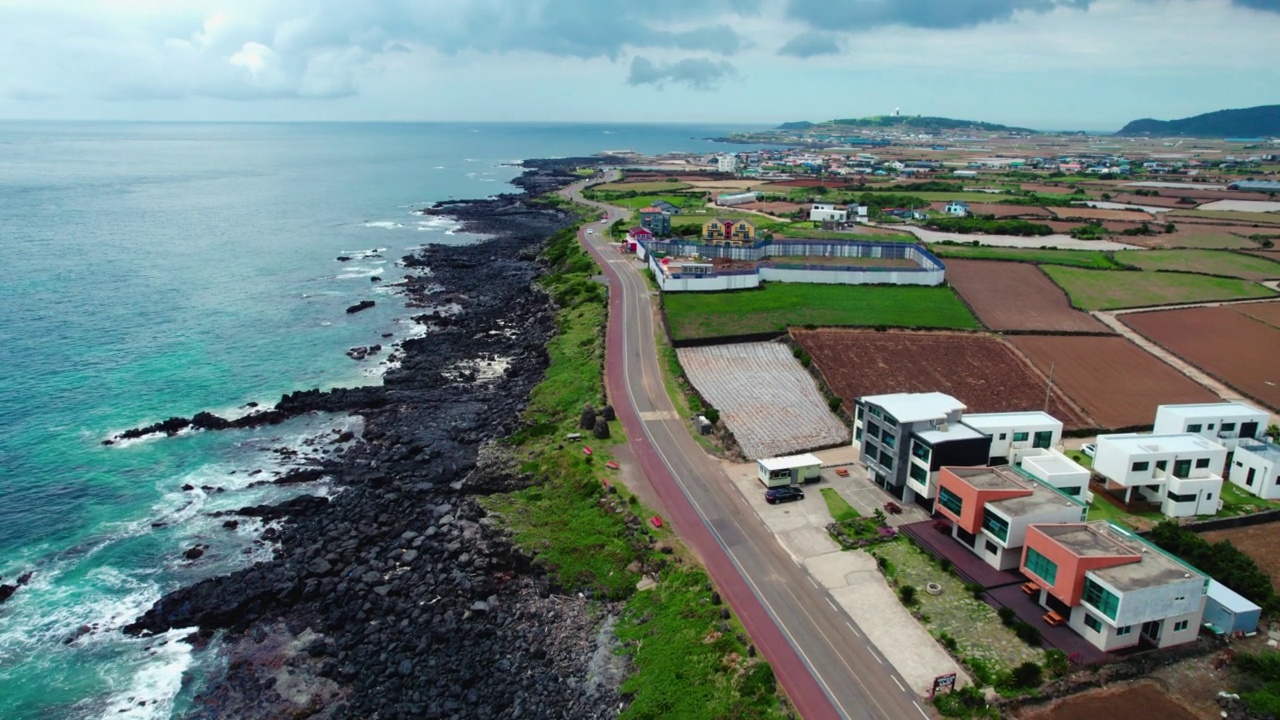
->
625, 226, 653, 253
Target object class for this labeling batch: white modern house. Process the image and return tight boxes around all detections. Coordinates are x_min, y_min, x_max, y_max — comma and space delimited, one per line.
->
1092, 433, 1227, 517
1152, 402, 1269, 451
1017, 448, 1093, 501
1021, 521, 1208, 653
961, 411, 1063, 464
944, 200, 971, 217
716, 154, 739, 174
809, 203, 849, 223
1228, 440, 1280, 500
934, 466, 1088, 571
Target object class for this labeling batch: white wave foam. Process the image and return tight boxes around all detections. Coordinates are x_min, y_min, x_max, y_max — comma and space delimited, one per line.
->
362, 221, 403, 230
96, 628, 196, 720
335, 266, 383, 280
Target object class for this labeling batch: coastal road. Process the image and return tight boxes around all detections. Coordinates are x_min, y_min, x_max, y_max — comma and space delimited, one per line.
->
561, 175, 929, 720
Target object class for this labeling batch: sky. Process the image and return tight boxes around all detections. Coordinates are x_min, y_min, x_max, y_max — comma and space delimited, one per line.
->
1, 0, 1278, 130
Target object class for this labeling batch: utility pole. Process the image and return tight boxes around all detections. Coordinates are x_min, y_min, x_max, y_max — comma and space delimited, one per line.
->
1043, 361, 1056, 412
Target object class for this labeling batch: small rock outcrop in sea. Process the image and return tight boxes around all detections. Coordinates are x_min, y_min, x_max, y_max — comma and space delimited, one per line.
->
0, 571, 34, 605
345, 300, 375, 314
123, 157, 630, 720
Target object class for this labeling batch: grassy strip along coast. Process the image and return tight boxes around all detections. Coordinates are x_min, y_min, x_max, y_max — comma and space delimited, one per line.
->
482, 205, 787, 719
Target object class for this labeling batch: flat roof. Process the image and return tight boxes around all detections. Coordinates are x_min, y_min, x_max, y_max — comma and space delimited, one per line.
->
916, 423, 986, 445
860, 392, 965, 424
1035, 521, 1205, 592
1207, 579, 1262, 614
947, 467, 1084, 516
962, 411, 1062, 432
1157, 401, 1266, 419
1021, 451, 1088, 477
1099, 432, 1225, 454
1239, 441, 1280, 463
758, 453, 822, 471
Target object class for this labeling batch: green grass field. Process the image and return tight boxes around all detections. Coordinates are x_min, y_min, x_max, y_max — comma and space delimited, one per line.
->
1161, 231, 1257, 249
1041, 266, 1277, 310
929, 244, 1124, 269
593, 180, 693, 193
1170, 209, 1280, 225
663, 284, 980, 341
611, 194, 708, 210
775, 225, 916, 242
1114, 249, 1280, 280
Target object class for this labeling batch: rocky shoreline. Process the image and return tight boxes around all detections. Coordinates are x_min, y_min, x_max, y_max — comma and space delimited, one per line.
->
120, 157, 627, 719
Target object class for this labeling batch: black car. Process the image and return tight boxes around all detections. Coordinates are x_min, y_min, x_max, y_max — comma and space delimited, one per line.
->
764, 486, 805, 504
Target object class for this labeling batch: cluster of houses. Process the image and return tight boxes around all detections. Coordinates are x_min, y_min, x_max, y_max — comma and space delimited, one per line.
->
847, 392, 1272, 653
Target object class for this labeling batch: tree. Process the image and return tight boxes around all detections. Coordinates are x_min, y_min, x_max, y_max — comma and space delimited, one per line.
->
1010, 662, 1043, 688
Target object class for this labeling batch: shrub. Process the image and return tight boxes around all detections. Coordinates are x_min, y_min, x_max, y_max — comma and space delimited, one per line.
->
1010, 661, 1043, 689
938, 558, 952, 573
938, 632, 959, 652
965, 581, 985, 599
1044, 649, 1070, 678
702, 407, 720, 424
899, 584, 918, 605
1013, 621, 1041, 646
827, 396, 842, 412
997, 607, 1017, 626
1150, 521, 1277, 611
934, 686, 991, 718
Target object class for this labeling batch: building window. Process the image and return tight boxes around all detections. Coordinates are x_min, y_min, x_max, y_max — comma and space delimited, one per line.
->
937, 486, 964, 515
1187, 424, 1202, 432
999, 433, 1007, 440
869, 406, 882, 418
856, 406, 864, 421
1082, 578, 1120, 620
1156, 460, 1168, 472
879, 449, 894, 470
1117, 625, 1133, 636
911, 442, 931, 463
1195, 458, 1210, 469
909, 464, 928, 483
1174, 460, 1191, 477
1013, 432, 1029, 442
1060, 486, 1081, 496
882, 432, 896, 450
1173, 620, 1189, 632
981, 509, 1010, 542
1208, 423, 1215, 430
1132, 461, 1150, 472
867, 423, 880, 439
855, 427, 863, 441
1167, 490, 1197, 502
1222, 423, 1236, 432
985, 540, 998, 554
1034, 431, 1053, 449
1024, 548, 1058, 585
1084, 614, 1102, 633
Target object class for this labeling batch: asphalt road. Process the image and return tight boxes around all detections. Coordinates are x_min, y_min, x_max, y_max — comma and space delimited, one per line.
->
562, 175, 931, 720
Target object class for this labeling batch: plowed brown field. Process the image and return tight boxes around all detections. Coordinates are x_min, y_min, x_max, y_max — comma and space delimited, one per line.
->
792, 329, 1089, 428
1008, 335, 1218, 429
1122, 303, 1280, 411
944, 259, 1112, 333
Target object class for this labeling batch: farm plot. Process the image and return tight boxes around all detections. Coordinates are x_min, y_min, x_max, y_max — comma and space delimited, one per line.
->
930, 245, 1122, 269
591, 181, 693, 193
1122, 304, 1280, 411
1049, 207, 1154, 222
1112, 249, 1280, 280
1041, 266, 1276, 310
1017, 681, 1200, 720
1200, 523, 1280, 590
791, 329, 1089, 428
1008, 335, 1219, 430
944, 259, 1112, 333
663, 284, 979, 343
1124, 224, 1258, 249
676, 342, 849, 458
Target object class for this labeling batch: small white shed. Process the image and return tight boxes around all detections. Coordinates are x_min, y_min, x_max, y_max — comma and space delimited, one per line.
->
757, 454, 822, 488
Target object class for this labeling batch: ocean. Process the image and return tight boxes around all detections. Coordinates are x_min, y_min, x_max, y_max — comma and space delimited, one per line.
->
0, 121, 773, 719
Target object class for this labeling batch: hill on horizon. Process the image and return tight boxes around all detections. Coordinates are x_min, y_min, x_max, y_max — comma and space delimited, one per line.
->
777, 115, 1035, 133
1115, 105, 1280, 137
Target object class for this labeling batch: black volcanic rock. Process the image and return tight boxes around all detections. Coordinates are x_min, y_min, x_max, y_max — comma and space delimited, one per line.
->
345, 300, 375, 314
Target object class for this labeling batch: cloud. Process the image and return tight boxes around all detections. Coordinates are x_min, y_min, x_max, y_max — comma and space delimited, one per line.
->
786, 0, 1094, 31
627, 56, 737, 89
777, 31, 842, 57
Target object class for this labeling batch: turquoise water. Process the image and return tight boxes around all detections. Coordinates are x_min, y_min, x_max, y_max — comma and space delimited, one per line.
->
0, 122, 772, 719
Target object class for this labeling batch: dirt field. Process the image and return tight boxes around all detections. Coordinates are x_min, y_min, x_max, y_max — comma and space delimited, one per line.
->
1122, 304, 1280, 411
1051, 207, 1155, 222
1123, 224, 1257, 249
944, 259, 1112, 333
1015, 681, 1203, 720
1008, 335, 1219, 429
737, 201, 804, 215
930, 202, 1054, 218
1200, 522, 1280, 590
676, 342, 849, 458
792, 329, 1090, 428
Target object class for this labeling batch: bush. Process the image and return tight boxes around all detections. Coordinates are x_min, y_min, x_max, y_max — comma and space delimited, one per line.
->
934, 686, 992, 718
702, 407, 720, 424
924, 216, 1055, 237
827, 396, 842, 412
1013, 621, 1041, 646
1044, 649, 1070, 678
1010, 661, 1043, 689
965, 581, 985, 599
997, 607, 1017, 626
939, 558, 952, 573
899, 584, 918, 605
938, 632, 959, 652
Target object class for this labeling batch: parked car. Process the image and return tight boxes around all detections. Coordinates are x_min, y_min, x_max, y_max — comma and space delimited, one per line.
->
1081, 443, 1097, 458
765, 486, 805, 504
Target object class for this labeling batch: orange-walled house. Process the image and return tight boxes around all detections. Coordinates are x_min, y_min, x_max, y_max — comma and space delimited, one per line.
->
934, 466, 1087, 571
1021, 521, 1207, 652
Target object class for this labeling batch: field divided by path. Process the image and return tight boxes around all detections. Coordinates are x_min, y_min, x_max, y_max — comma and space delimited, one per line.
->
677, 342, 849, 458
944, 259, 1112, 333
1121, 302, 1280, 411
1113, 249, 1280, 281
792, 329, 1089, 429
663, 283, 979, 342
1008, 335, 1219, 430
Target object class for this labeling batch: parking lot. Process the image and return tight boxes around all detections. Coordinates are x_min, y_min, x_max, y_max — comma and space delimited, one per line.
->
717, 445, 967, 694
